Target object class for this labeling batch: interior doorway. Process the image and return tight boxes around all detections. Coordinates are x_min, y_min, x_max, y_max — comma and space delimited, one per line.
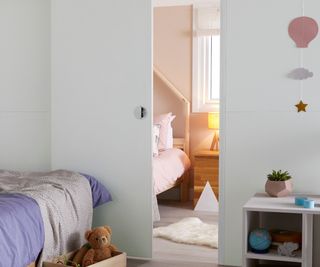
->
152, 0, 221, 264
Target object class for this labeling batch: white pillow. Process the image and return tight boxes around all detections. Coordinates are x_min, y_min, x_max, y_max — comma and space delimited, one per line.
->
153, 124, 160, 157
166, 115, 176, 149
153, 113, 176, 151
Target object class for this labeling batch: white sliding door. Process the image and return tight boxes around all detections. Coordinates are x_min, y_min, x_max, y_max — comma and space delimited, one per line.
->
0, 0, 51, 171
51, 0, 153, 258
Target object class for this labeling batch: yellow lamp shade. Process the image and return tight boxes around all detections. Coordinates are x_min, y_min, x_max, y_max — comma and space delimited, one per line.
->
208, 112, 219, 129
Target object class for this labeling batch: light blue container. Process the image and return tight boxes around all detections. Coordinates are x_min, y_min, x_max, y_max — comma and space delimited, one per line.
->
295, 197, 308, 206
303, 199, 315, 209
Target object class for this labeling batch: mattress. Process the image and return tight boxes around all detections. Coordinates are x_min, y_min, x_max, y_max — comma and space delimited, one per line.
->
0, 172, 111, 267
153, 148, 191, 195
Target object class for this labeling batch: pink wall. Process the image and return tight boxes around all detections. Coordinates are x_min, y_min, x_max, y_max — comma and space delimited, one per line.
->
154, 5, 215, 191
153, 74, 186, 138
153, 6, 192, 101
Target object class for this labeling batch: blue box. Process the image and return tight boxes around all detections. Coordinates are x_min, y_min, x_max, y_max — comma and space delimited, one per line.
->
303, 199, 315, 209
295, 197, 308, 206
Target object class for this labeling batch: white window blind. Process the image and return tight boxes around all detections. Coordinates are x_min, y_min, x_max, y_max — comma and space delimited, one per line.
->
193, 5, 220, 112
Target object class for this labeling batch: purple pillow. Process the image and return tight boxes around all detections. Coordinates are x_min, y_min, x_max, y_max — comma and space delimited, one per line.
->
81, 173, 112, 208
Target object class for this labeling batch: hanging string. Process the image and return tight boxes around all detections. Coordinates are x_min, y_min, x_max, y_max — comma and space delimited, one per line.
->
299, 0, 305, 100
299, 77, 303, 100
299, 48, 303, 99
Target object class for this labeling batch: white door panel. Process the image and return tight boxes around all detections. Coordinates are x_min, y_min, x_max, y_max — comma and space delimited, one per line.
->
51, 0, 152, 258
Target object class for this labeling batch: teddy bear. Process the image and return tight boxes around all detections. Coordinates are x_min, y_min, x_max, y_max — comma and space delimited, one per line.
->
82, 225, 117, 267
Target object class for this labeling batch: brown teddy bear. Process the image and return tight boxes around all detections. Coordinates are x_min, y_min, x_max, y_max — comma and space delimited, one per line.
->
82, 225, 117, 267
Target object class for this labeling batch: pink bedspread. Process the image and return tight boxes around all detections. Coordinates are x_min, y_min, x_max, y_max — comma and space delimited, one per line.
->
153, 148, 191, 195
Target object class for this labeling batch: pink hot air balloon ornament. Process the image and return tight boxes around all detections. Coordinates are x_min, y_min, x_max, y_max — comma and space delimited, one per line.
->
288, 16, 318, 48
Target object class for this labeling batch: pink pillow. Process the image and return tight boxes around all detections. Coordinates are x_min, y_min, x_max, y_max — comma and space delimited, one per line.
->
154, 112, 175, 151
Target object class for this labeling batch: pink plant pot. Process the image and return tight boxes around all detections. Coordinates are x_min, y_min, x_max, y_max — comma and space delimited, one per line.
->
265, 179, 293, 197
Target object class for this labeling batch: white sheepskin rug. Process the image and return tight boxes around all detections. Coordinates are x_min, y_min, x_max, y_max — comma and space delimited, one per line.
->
153, 217, 218, 248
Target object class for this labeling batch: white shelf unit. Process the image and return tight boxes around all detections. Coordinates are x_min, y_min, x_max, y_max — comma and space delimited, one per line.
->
246, 250, 302, 263
243, 193, 320, 267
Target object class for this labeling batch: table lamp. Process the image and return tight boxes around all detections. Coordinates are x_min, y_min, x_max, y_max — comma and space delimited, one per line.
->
208, 112, 219, 151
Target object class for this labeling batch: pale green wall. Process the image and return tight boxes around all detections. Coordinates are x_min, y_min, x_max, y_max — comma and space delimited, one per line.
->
221, 0, 320, 265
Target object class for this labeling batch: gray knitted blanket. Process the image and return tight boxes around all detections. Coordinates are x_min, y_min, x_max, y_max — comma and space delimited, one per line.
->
0, 169, 93, 266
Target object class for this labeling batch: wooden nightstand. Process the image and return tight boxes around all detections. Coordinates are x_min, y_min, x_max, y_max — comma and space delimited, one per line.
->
193, 150, 219, 206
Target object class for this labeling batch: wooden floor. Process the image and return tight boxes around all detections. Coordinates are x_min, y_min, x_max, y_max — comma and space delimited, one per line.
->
127, 259, 223, 267
127, 200, 220, 267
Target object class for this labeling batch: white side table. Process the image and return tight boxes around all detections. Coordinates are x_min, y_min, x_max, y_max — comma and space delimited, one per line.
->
243, 193, 320, 267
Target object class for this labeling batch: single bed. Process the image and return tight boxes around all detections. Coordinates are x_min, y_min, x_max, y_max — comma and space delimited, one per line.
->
0, 170, 111, 267
153, 67, 191, 202
153, 139, 191, 201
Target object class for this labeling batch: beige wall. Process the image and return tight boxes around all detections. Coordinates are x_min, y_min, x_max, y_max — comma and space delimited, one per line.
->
153, 74, 186, 138
153, 6, 215, 191
153, 6, 192, 101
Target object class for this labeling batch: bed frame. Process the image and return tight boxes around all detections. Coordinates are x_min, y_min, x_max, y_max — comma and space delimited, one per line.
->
172, 170, 190, 202
155, 137, 190, 203
172, 138, 190, 202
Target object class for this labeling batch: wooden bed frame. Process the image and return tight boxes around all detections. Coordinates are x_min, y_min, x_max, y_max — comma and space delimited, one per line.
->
172, 138, 190, 202
171, 170, 190, 202
27, 262, 36, 267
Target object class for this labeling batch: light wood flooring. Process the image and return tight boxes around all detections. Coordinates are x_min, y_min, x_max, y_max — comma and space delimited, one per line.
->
127, 200, 220, 267
127, 259, 223, 267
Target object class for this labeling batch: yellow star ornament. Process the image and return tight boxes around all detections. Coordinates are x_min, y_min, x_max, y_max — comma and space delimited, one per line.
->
295, 100, 308, 112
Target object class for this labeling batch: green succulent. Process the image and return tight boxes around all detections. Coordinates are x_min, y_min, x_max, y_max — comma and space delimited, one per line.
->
267, 170, 292, 181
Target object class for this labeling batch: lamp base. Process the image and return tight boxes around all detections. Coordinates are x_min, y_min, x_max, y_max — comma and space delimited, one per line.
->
210, 131, 219, 151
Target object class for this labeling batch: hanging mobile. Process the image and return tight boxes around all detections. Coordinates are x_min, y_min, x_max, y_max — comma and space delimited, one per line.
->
288, 0, 317, 113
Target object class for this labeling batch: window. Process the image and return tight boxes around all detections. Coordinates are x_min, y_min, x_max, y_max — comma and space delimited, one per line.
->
192, 5, 220, 112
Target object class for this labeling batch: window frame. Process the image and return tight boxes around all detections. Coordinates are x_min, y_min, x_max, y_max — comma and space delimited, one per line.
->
192, 7, 220, 113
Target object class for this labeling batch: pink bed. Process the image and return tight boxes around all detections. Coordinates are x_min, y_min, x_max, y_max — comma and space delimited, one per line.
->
153, 148, 191, 195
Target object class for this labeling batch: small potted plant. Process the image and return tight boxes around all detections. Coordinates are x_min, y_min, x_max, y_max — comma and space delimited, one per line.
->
265, 170, 293, 197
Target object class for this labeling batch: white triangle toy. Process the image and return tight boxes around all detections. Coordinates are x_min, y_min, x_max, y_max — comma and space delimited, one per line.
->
194, 181, 219, 212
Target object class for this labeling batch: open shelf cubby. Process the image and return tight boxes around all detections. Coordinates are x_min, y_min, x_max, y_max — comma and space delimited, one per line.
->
243, 194, 318, 267
244, 211, 302, 266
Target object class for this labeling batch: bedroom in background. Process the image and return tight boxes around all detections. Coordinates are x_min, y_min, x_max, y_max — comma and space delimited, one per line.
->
152, 0, 221, 264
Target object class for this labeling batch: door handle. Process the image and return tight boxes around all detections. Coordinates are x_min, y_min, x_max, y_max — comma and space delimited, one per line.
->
134, 106, 147, 119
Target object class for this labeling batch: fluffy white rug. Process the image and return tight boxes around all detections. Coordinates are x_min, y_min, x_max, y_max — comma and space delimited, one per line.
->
153, 217, 218, 248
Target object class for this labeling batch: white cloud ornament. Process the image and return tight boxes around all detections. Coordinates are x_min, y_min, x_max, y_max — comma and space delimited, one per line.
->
287, 68, 313, 80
